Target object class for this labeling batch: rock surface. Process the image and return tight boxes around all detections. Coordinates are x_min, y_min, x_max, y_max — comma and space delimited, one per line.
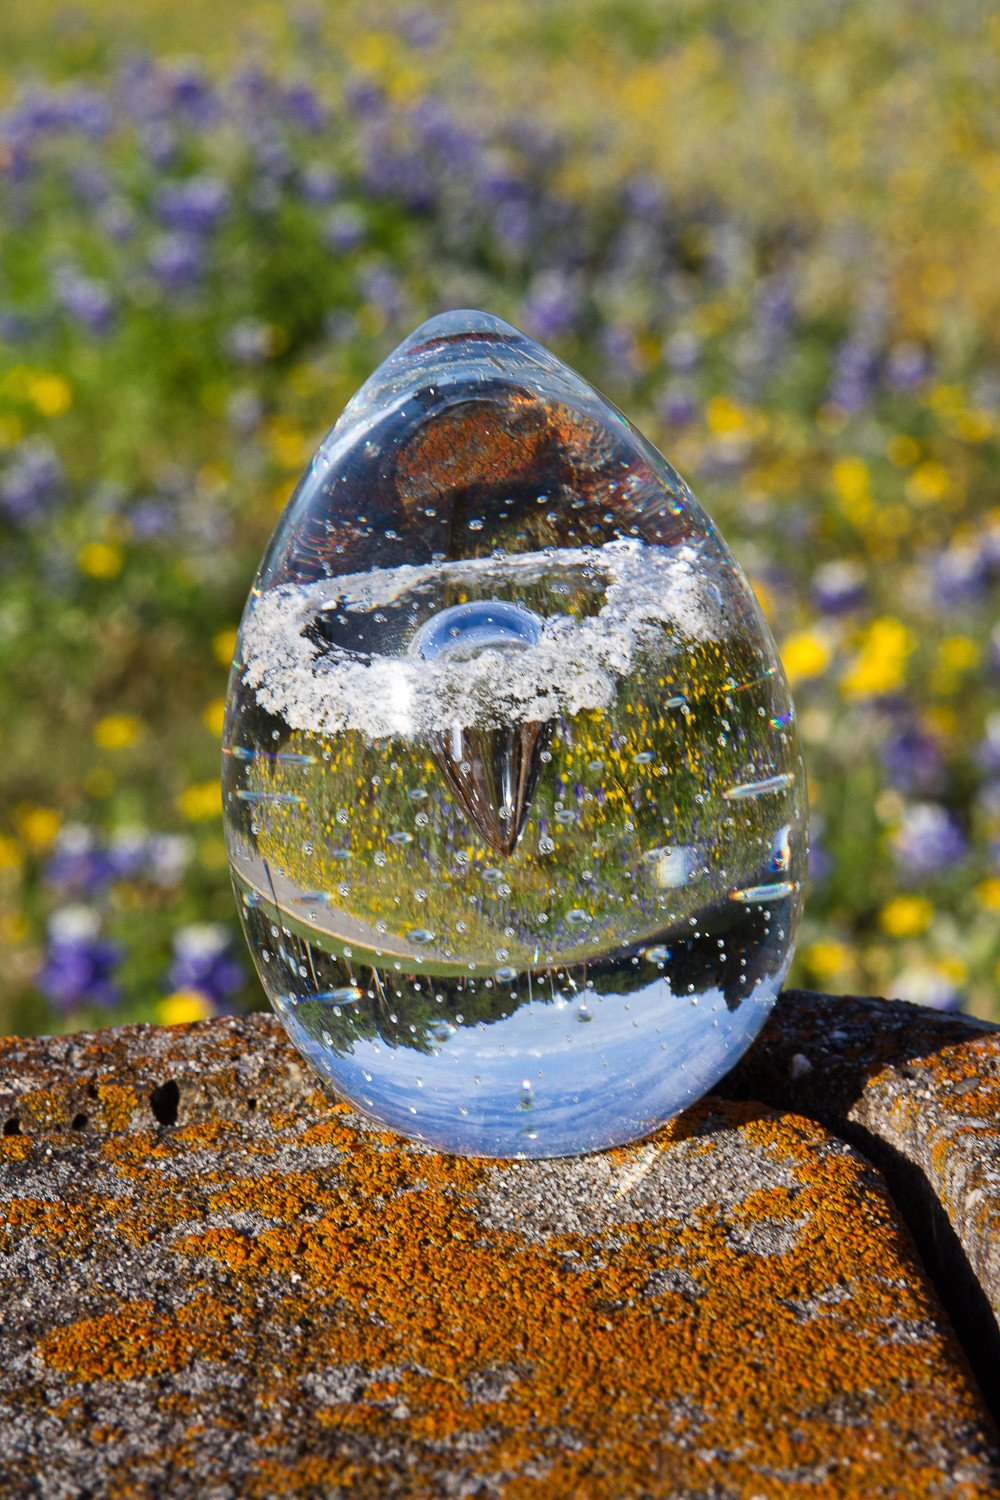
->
1, 996, 999, 1498
723, 989, 1000, 1404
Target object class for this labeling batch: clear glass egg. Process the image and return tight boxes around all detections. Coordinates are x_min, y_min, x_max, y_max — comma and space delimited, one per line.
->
223, 310, 806, 1158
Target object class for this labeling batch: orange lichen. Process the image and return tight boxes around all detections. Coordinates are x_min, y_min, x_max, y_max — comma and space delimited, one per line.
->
39, 1294, 234, 1383
95, 1083, 139, 1131
4, 1003, 997, 1498
101, 1105, 983, 1498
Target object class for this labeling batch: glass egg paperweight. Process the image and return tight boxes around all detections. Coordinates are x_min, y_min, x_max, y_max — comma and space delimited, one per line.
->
222, 310, 806, 1158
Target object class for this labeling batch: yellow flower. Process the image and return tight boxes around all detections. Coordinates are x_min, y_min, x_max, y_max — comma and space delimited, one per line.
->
203, 698, 226, 737
0, 906, 28, 942
928, 383, 963, 417
750, 578, 775, 622
975, 878, 1000, 914
28, 373, 72, 416
886, 434, 920, 467
706, 395, 748, 436
937, 635, 979, 673
781, 631, 831, 685
15, 805, 61, 848
93, 714, 143, 751
831, 456, 872, 520
0, 412, 23, 447
803, 940, 850, 982
0, 833, 23, 870
267, 417, 310, 470
906, 460, 951, 504
879, 895, 934, 938
841, 617, 914, 699
78, 541, 124, 579
157, 990, 214, 1026
924, 705, 958, 738
212, 627, 239, 668
178, 781, 222, 821
0, 911, 29, 943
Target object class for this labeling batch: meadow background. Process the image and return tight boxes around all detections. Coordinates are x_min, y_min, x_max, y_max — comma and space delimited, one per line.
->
2, 0, 999, 1036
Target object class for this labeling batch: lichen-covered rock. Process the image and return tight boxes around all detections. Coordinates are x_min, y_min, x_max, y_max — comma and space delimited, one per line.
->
1, 1009, 998, 1498
722, 989, 1000, 1402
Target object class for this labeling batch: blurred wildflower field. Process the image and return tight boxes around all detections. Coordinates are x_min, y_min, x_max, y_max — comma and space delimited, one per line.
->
2, 0, 1000, 1035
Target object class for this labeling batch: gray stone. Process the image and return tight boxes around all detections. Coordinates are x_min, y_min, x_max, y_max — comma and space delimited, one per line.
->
0, 1000, 998, 1497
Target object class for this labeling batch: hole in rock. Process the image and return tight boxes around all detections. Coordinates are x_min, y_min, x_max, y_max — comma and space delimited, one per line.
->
2, 1117, 21, 1136
71, 1113, 89, 1131
150, 1080, 180, 1127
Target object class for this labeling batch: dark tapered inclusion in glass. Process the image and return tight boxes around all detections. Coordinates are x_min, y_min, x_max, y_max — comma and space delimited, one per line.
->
223, 310, 807, 1158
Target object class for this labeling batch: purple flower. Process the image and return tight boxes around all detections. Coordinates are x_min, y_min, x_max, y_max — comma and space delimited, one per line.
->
147, 231, 204, 290
99, 199, 136, 243
298, 162, 339, 204
394, 7, 442, 48
224, 319, 272, 365
979, 520, 1000, 582
811, 560, 867, 615
929, 543, 987, 608
63, 86, 113, 137
622, 174, 666, 221
664, 330, 701, 373
251, 129, 293, 185
975, 716, 1000, 777
168, 923, 244, 1007
601, 323, 640, 378
360, 266, 403, 322
410, 98, 479, 166
892, 803, 967, 879
38, 907, 122, 1012
227, 389, 264, 434
880, 727, 944, 796
0, 440, 65, 524
106, 827, 150, 881
155, 174, 230, 234
475, 158, 524, 205
163, 61, 218, 125
521, 271, 582, 341
322, 204, 366, 253
44, 825, 113, 894
230, 63, 273, 116
492, 198, 532, 253
140, 122, 179, 170
827, 333, 879, 413
757, 277, 796, 337
147, 834, 191, 887
656, 384, 697, 427
893, 965, 963, 1013
14, 83, 112, 138
807, 815, 831, 884
55, 270, 115, 334
344, 76, 386, 118
69, 162, 110, 206
884, 341, 931, 391
128, 495, 176, 539
282, 81, 328, 133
